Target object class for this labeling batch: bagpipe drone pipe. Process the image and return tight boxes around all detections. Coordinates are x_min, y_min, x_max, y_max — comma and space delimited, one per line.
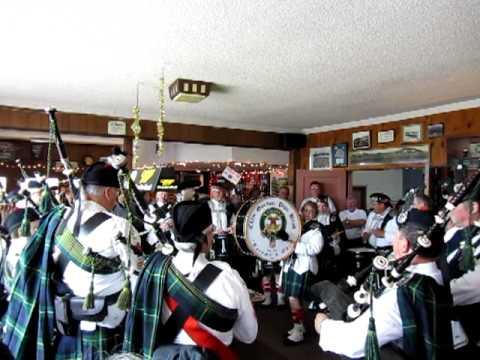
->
106, 148, 178, 255
312, 170, 480, 321
45, 108, 177, 255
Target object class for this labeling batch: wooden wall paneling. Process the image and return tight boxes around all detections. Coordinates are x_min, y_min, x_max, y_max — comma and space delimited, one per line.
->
137, 120, 285, 149
304, 106, 480, 170
0, 105, 289, 150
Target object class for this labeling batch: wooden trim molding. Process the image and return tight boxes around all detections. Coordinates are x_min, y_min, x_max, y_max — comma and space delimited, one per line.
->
0, 105, 289, 150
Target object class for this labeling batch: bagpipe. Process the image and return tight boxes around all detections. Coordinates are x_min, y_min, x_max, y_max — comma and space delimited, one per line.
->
15, 159, 41, 214
316, 169, 480, 321
114, 154, 178, 254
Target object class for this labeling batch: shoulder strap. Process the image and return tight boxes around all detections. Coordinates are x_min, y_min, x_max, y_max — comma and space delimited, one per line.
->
380, 213, 392, 230
57, 212, 113, 276
161, 264, 223, 343
192, 264, 222, 292
79, 212, 111, 238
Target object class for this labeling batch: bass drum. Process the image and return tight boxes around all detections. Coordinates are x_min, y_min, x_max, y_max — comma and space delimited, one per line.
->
234, 197, 301, 262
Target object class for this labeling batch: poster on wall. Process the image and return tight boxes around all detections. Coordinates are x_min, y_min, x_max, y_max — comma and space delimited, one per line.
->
332, 143, 348, 167
0, 142, 17, 161
309, 147, 332, 170
402, 124, 423, 143
377, 130, 395, 144
427, 123, 444, 139
469, 143, 480, 158
350, 145, 429, 166
270, 168, 289, 198
352, 131, 371, 150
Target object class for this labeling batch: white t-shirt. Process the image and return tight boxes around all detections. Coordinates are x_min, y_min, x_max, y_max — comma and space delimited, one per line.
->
339, 209, 367, 240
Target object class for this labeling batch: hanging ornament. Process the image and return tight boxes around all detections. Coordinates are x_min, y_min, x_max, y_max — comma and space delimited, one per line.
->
131, 82, 142, 168
157, 72, 166, 157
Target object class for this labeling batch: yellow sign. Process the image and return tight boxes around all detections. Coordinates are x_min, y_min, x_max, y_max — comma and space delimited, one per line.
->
160, 179, 175, 187
139, 169, 157, 184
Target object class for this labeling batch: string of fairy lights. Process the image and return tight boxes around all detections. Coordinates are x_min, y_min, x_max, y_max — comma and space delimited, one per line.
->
0, 160, 287, 175
0, 161, 86, 172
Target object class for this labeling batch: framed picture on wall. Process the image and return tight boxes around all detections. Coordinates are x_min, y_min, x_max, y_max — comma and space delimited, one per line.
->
377, 130, 395, 144
332, 143, 348, 167
352, 131, 371, 150
427, 123, 444, 138
402, 124, 423, 143
309, 147, 332, 170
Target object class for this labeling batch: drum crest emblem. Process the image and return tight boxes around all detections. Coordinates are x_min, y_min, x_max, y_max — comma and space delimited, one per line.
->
260, 208, 286, 240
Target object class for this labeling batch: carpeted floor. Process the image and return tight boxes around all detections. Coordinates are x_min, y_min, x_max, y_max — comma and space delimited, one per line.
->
233, 305, 340, 360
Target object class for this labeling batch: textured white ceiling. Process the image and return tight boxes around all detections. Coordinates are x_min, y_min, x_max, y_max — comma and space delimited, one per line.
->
1, 0, 480, 133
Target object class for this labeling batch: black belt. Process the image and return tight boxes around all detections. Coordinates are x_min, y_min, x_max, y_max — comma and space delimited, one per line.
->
376, 245, 392, 252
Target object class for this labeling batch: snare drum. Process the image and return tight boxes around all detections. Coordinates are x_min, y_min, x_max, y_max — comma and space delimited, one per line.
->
234, 197, 301, 262
346, 247, 376, 272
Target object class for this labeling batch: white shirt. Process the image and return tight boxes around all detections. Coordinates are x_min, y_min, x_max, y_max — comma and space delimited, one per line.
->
451, 261, 480, 306
163, 252, 258, 346
53, 201, 142, 331
317, 213, 331, 226
300, 196, 337, 214
4, 236, 29, 292
450, 229, 480, 306
383, 217, 399, 247
339, 209, 367, 240
363, 208, 392, 248
319, 262, 443, 359
209, 199, 229, 232
284, 227, 323, 275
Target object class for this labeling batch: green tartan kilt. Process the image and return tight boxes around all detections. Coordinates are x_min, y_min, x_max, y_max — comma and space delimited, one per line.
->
55, 325, 123, 360
282, 269, 312, 299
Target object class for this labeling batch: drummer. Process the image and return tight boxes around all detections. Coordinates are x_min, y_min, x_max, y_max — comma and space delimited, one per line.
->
259, 189, 290, 307
208, 181, 235, 265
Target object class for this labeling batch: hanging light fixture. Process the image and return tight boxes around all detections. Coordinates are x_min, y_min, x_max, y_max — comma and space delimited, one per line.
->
168, 78, 211, 103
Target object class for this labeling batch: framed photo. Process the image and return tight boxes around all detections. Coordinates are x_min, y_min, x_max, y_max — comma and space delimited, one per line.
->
427, 123, 444, 138
377, 130, 395, 144
402, 124, 422, 143
352, 131, 371, 150
350, 145, 429, 166
470, 143, 480, 158
332, 143, 348, 167
309, 147, 332, 170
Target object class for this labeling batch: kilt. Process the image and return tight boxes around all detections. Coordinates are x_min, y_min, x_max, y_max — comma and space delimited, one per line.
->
282, 269, 312, 299
55, 326, 123, 360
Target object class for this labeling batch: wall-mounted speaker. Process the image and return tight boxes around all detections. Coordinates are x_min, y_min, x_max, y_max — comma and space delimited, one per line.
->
282, 133, 307, 150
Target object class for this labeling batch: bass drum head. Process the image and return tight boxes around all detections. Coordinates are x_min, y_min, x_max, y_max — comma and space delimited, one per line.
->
243, 197, 301, 262
233, 199, 255, 256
